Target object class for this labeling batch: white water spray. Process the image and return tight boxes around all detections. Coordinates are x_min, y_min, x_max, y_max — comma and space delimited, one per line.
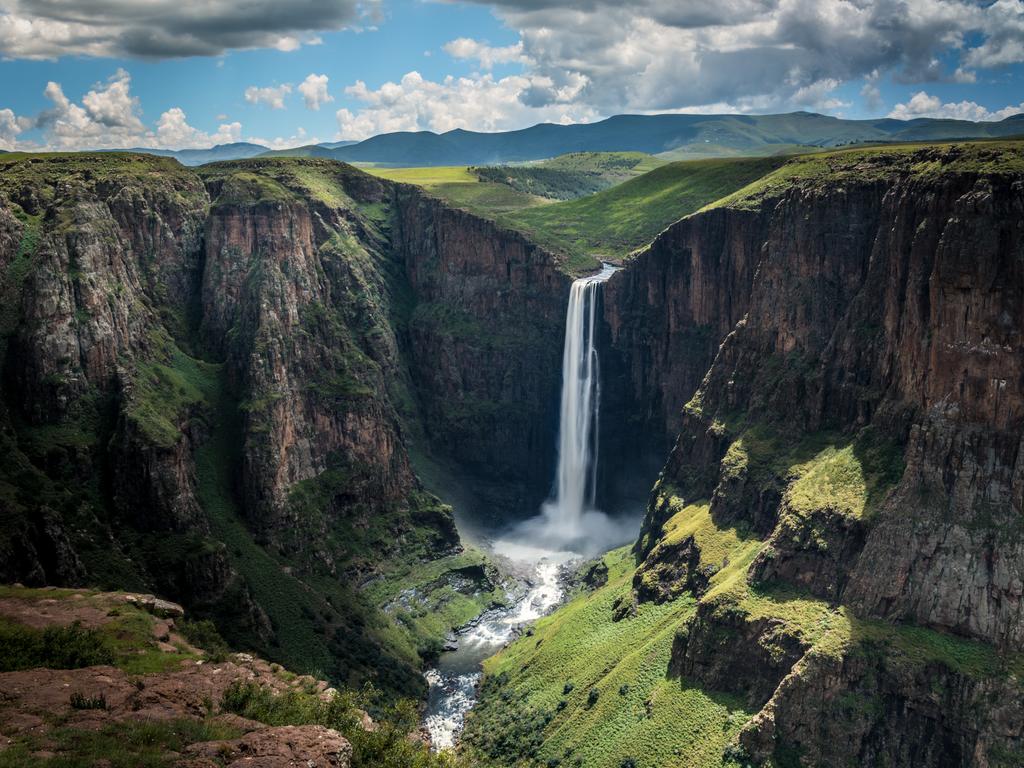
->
547, 263, 617, 533
503, 263, 638, 555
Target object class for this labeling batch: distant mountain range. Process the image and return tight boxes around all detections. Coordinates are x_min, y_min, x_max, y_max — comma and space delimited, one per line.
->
105, 142, 271, 166
11, 111, 1023, 167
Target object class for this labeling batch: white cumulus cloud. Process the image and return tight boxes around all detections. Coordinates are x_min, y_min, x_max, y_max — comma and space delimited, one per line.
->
889, 91, 1024, 121
298, 74, 333, 110
3, 69, 254, 150
448, 0, 1023, 117
155, 107, 242, 148
244, 84, 292, 110
335, 70, 597, 141
443, 37, 528, 69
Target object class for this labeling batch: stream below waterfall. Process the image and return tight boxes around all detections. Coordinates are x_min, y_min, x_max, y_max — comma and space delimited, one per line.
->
423, 542, 579, 750
422, 263, 636, 750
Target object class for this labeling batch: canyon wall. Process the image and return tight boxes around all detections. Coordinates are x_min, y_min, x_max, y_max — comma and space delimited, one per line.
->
393, 190, 571, 515
0, 156, 506, 697
622, 144, 1024, 766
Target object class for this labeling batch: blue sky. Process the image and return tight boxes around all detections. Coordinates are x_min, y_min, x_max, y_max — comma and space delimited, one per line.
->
0, 0, 1022, 150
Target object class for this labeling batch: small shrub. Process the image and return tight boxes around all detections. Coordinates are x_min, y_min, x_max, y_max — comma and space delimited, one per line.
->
586, 689, 599, 708
621, 758, 637, 768
69, 691, 107, 710
178, 619, 231, 662
563, 682, 574, 695
221, 681, 457, 768
619, 684, 630, 696
0, 620, 114, 671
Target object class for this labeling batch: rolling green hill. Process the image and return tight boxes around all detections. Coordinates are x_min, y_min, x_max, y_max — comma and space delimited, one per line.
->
473, 151, 666, 201
363, 155, 790, 274
362, 164, 551, 217
500, 156, 789, 272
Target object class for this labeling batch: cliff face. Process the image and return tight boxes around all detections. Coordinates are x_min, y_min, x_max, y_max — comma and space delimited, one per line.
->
602, 206, 764, 454
393, 189, 571, 513
622, 144, 1024, 766
197, 167, 446, 571
0, 156, 212, 586
0, 155, 509, 697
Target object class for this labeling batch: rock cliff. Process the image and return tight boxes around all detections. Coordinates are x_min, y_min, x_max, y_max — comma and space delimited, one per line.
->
392, 189, 571, 514
624, 143, 1024, 766
0, 154, 538, 699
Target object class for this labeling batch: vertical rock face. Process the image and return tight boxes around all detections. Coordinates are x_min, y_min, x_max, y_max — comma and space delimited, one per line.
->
0, 156, 479, 695
618, 145, 1024, 766
0, 156, 212, 582
200, 190, 418, 551
393, 189, 571, 512
602, 206, 765, 454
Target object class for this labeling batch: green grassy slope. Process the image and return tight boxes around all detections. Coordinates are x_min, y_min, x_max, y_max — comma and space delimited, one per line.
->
707, 139, 1024, 212
501, 156, 789, 272
473, 152, 667, 201
465, 446, 1024, 768
362, 164, 551, 218
463, 546, 748, 768
533, 151, 665, 174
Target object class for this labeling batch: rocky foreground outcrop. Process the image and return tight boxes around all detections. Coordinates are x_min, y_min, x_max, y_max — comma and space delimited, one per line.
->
0, 587, 355, 767
620, 143, 1024, 766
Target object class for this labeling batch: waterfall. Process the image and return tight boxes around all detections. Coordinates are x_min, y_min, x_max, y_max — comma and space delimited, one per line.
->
545, 263, 618, 534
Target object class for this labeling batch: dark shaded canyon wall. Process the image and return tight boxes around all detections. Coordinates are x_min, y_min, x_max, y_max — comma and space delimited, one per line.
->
0, 157, 464, 694
393, 188, 572, 514
198, 171, 452, 570
602, 206, 766, 454
0, 157, 213, 586
621, 146, 1024, 766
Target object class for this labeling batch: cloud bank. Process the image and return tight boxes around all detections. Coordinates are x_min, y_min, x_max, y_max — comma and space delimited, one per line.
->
0, 0, 376, 59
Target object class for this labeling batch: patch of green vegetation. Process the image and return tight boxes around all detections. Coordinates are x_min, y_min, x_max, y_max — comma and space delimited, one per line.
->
177, 618, 231, 661
125, 329, 221, 448
500, 156, 789, 273
0, 619, 114, 671
68, 691, 107, 710
536, 151, 665, 175
363, 166, 479, 185
656, 143, 825, 162
464, 548, 751, 768
810, 607, 1024, 679
204, 169, 297, 206
707, 140, 1024, 212
363, 549, 506, 661
429, 179, 548, 218
0, 152, 196, 188
202, 159, 393, 223
473, 152, 666, 201
222, 680, 460, 767
785, 427, 904, 520
98, 607, 197, 674
0, 718, 243, 768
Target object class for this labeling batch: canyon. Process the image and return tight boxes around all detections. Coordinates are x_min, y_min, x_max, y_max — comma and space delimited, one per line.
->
1, 141, 1023, 767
